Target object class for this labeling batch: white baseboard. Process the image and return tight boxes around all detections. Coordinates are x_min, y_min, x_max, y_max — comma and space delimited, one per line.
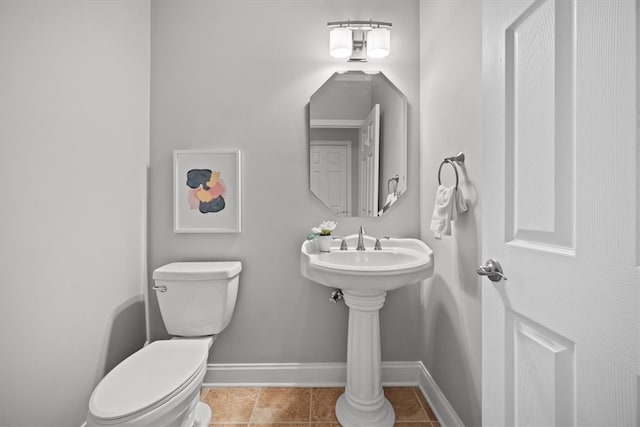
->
204, 362, 348, 387
203, 361, 463, 427
417, 362, 465, 427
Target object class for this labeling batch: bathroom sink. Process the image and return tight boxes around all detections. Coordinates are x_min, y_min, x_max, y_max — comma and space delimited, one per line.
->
301, 233, 434, 426
300, 235, 434, 292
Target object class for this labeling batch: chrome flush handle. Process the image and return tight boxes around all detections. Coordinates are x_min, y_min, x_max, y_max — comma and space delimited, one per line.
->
152, 284, 167, 293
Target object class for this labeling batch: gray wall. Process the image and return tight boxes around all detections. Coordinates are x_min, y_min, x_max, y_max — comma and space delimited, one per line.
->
419, 1, 483, 426
149, 0, 421, 363
0, 1, 150, 426
310, 79, 373, 120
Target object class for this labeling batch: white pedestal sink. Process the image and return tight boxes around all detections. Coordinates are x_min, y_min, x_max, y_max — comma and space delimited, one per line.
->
300, 234, 434, 427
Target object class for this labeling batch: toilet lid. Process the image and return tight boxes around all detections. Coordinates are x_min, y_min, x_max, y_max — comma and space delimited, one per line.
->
153, 261, 242, 281
89, 340, 208, 421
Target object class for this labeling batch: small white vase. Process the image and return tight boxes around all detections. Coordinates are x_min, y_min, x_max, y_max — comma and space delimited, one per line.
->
316, 235, 333, 252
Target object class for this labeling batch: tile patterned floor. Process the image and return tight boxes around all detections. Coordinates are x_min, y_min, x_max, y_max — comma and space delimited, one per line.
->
200, 386, 441, 426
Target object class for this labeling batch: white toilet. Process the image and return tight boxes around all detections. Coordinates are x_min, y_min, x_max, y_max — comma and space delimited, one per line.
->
86, 261, 242, 427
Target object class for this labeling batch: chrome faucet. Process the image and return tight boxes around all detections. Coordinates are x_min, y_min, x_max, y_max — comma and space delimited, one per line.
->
356, 226, 366, 251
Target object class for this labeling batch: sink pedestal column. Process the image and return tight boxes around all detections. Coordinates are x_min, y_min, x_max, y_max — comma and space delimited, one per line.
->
336, 290, 395, 427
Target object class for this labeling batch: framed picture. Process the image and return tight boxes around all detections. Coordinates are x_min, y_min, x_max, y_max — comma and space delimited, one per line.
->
174, 149, 242, 233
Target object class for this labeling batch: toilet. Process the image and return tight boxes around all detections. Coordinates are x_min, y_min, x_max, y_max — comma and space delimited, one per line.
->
86, 261, 242, 427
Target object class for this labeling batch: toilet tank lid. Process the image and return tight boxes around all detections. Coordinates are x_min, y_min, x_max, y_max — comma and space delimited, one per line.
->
153, 261, 242, 281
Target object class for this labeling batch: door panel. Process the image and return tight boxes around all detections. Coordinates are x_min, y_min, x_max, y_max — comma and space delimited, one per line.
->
482, 1, 639, 426
508, 313, 575, 427
505, 0, 574, 250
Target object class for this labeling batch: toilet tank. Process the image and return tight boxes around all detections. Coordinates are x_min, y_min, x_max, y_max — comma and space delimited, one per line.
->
152, 262, 242, 337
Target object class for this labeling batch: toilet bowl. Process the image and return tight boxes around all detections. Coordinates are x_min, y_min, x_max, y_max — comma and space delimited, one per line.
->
86, 262, 242, 427
87, 339, 210, 427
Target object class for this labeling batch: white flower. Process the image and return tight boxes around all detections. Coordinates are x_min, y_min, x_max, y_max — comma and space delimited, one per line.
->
311, 220, 337, 236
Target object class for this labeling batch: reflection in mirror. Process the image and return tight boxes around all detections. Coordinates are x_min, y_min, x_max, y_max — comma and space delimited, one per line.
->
309, 71, 407, 217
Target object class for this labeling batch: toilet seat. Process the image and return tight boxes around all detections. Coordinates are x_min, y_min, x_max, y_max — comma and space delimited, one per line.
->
88, 340, 208, 423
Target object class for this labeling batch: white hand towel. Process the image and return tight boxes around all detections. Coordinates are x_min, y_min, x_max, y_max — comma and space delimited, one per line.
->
430, 185, 455, 239
430, 185, 468, 239
454, 187, 468, 217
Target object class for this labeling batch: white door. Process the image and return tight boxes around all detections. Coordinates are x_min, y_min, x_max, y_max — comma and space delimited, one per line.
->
482, 1, 639, 426
310, 141, 351, 216
358, 104, 380, 216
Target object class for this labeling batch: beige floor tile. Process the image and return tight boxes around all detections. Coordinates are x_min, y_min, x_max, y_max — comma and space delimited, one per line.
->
200, 386, 441, 426
310, 387, 343, 422
249, 423, 308, 427
413, 387, 438, 422
394, 423, 434, 427
202, 387, 259, 423
384, 387, 429, 422
250, 424, 308, 427
250, 387, 311, 423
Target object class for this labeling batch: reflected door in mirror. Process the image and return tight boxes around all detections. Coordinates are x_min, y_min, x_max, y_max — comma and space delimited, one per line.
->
310, 141, 351, 216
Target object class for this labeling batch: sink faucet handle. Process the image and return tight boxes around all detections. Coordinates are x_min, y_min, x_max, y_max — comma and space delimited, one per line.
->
333, 236, 348, 250
374, 236, 390, 250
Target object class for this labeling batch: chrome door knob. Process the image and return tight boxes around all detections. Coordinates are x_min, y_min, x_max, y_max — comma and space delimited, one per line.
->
477, 259, 507, 282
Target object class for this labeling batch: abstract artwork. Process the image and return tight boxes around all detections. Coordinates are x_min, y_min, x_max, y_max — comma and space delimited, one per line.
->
186, 169, 227, 213
174, 149, 241, 233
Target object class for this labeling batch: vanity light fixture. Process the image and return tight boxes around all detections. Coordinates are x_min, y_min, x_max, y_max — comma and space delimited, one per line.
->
328, 20, 391, 61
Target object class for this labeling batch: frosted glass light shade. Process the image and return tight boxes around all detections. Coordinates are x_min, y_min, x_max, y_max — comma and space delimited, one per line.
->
367, 28, 390, 58
330, 27, 353, 58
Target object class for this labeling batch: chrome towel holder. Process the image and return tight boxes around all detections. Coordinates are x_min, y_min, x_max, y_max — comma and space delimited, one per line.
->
437, 152, 465, 189
387, 174, 399, 194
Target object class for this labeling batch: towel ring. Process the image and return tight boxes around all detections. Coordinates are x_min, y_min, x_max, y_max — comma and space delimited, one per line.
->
387, 175, 399, 194
438, 159, 459, 189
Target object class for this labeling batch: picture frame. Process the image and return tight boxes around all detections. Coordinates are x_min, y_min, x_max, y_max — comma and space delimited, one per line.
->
173, 149, 242, 233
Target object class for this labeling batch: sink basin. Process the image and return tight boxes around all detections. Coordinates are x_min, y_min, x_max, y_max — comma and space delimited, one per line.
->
300, 234, 434, 292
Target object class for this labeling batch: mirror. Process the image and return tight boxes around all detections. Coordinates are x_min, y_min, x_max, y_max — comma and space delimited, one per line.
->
309, 71, 407, 217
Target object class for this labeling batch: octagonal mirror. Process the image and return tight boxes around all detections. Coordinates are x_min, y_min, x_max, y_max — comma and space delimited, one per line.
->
309, 71, 407, 217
